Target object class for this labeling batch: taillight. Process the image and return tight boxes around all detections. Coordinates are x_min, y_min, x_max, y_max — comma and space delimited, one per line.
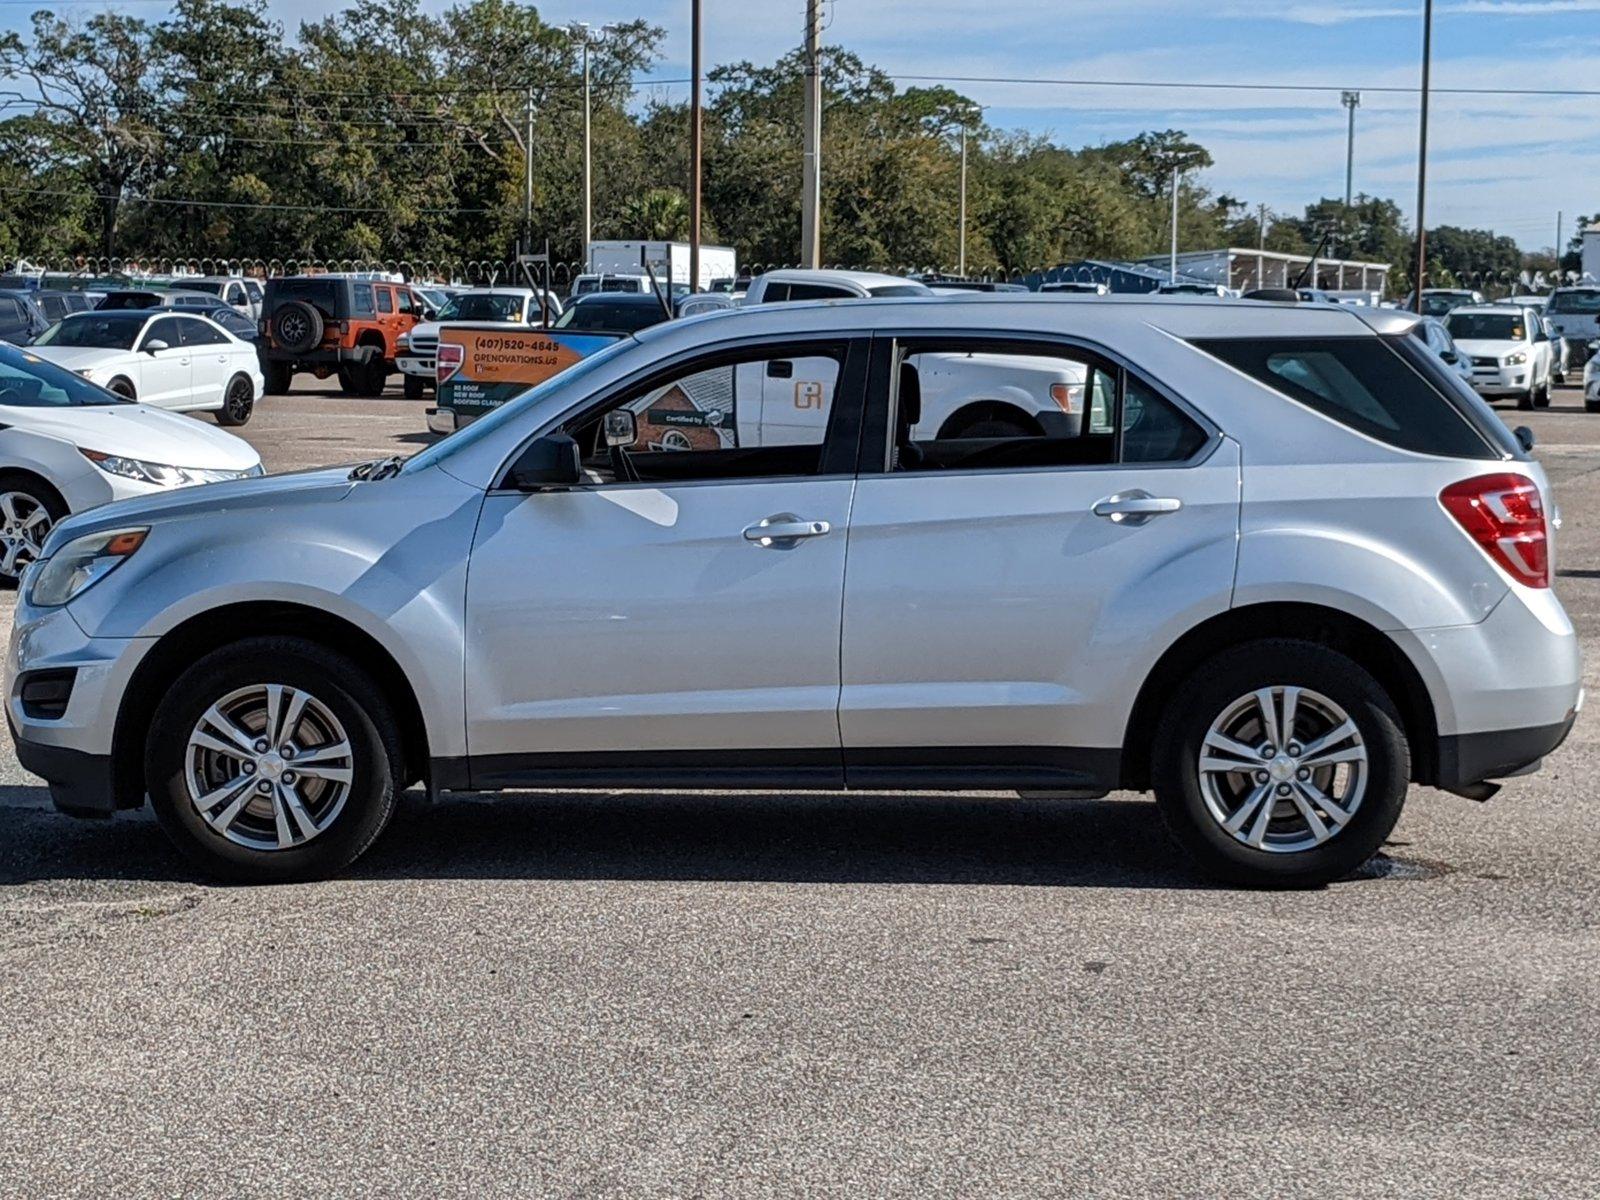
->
1049, 382, 1082, 413
1440, 473, 1549, 588
437, 342, 463, 385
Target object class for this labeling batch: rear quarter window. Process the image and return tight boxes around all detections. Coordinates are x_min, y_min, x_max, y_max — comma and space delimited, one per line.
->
1191, 335, 1502, 460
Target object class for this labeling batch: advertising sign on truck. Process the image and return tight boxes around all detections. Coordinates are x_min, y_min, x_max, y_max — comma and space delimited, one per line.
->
426, 324, 619, 432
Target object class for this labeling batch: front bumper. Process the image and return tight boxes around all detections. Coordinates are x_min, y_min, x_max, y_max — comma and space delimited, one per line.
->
397, 354, 436, 379
1468, 366, 1529, 396
7, 603, 155, 815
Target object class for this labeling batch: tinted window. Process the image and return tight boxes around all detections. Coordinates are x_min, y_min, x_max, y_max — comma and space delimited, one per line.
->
211, 310, 255, 337
144, 317, 184, 349
1193, 335, 1493, 459
396, 288, 414, 314
439, 293, 523, 321
1549, 289, 1600, 315
269, 278, 340, 314
178, 317, 228, 346
0, 298, 25, 335
377, 287, 394, 314
38, 295, 66, 321
553, 299, 664, 334
784, 283, 855, 301
34, 314, 143, 349
352, 286, 375, 315
245, 281, 262, 302
759, 283, 790, 303
1446, 312, 1525, 341
866, 284, 931, 297
99, 291, 163, 311
185, 281, 224, 297
0, 344, 128, 406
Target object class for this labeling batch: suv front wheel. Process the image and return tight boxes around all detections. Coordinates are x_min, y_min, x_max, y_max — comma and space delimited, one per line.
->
146, 637, 404, 883
1151, 639, 1409, 888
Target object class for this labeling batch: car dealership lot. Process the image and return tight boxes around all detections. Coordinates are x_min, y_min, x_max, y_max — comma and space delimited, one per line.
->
1, 380, 1598, 1196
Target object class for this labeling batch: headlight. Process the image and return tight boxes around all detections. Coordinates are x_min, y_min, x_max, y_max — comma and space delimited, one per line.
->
397, 332, 411, 351
29, 527, 147, 608
75, 367, 96, 381
1503, 352, 1527, 366
79, 448, 260, 487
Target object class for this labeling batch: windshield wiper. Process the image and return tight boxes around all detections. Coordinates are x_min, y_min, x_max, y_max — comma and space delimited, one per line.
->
348, 454, 403, 481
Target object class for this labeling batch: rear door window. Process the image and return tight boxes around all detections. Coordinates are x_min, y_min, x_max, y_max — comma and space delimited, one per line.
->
377, 287, 394, 314
1192, 335, 1497, 459
352, 286, 375, 316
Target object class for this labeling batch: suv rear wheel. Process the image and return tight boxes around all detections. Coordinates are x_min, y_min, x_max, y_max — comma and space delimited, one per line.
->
146, 637, 403, 883
1151, 639, 1409, 888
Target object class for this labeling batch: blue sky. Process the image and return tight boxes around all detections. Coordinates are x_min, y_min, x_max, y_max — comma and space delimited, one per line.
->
6, 0, 1597, 249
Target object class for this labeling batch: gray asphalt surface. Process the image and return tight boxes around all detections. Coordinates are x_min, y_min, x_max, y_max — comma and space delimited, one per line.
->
1, 375, 1597, 1198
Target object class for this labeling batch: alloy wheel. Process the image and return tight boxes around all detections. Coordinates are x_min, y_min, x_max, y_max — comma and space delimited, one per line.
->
1196, 685, 1368, 854
226, 378, 253, 422
0, 490, 53, 579
185, 683, 356, 851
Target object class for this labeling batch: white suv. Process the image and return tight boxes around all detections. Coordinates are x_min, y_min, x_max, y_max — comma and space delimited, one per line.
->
7, 297, 1580, 887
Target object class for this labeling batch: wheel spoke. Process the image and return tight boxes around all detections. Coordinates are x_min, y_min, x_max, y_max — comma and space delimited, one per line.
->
188, 728, 252, 760
278, 688, 310, 748
1202, 730, 1268, 768
192, 773, 252, 816
1223, 782, 1272, 835
0, 493, 17, 522
1245, 789, 1277, 848
262, 685, 284, 748
202, 781, 255, 834
277, 782, 319, 841
1279, 686, 1300, 747
1300, 745, 1365, 770
1298, 719, 1359, 763
1254, 688, 1282, 750
198, 704, 258, 755
294, 739, 351, 767
21, 506, 49, 531
294, 763, 352, 784
1295, 779, 1352, 828
1286, 786, 1332, 844
0, 541, 18, 576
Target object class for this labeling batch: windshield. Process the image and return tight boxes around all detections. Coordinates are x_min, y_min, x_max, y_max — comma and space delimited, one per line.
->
554, 300, 664, 333
1446, 312, 1525, 341
0, 343, 129, 406
184, 280, 225, 296
437, 293, 525, 321
1549, 289, 1600, 315
402, 336, 638, 475
34, 314, 145, 349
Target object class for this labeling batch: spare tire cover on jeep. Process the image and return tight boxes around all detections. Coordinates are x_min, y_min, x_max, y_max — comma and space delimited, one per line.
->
274, 301, 325, 354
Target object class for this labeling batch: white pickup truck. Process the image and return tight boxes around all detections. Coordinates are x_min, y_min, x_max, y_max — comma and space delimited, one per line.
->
735, 269, 1088, 440
397, 288, 562, 398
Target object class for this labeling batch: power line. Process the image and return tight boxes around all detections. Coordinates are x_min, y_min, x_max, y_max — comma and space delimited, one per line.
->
884, 73, 1600, 100
0, 186, 498, 214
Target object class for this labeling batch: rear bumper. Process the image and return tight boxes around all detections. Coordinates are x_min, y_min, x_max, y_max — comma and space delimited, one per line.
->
265, 345, 377, 368
1435, 710, 1578, 788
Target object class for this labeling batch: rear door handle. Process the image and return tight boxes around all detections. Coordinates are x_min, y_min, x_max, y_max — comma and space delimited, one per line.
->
743, 513, 831, 548
1092, 489, 1182, 525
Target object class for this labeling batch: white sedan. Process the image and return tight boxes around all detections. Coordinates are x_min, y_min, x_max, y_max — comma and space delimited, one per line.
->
28, 310, 262, 426
0, 341, 262, 584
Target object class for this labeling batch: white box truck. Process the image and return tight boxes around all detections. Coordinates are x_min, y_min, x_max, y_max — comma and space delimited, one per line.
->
583, 240, 738, 295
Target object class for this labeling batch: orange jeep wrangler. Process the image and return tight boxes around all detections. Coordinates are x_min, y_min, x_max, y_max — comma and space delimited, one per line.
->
260, 275, 421, 396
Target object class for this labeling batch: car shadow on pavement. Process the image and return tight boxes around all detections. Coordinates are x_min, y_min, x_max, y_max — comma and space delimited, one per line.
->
0, 785, 1213, 889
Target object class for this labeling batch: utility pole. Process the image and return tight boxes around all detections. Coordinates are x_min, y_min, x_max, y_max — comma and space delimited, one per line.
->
1412, 0, 1433, 313
1341, 90, 1360, 208
800, 0, 823, 267
1257, 203, 1268, 289
958, 123, 968, 278
522, 87, 535, 261
689, 0, 703, 292
1556, 210, 1564, 278
1169, 168, 1181, 283
579, 24, 592, 255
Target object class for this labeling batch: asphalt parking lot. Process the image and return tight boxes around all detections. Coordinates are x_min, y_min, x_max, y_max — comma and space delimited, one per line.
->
1, 376, 1597, 1197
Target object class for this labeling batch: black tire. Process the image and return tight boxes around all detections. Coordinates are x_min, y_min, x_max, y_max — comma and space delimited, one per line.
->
336, 365, 360, 395
0, 471, 68, 589
1533, 380, 1551, 409
354, 355, 389, 397
263, 361, 293, 395
1151, 639, 1409, 888
1516, 391, 1534, 411
272, 301, 324, 354
146, 637, 403, 883
215, 373, 255, 426
108, 376, 136, 400
1586, 400, 1600, 414
402, 373, 426, 399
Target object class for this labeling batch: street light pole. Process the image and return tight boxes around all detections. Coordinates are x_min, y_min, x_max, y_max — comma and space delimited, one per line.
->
800, 0, 823, 267
1341, 90, 1360, 208
689, 0, 703, 292
580, 24, 592, 255
958, 124, 967, 278
1169, 168, 1181, 283
1412, 0, 1433, 313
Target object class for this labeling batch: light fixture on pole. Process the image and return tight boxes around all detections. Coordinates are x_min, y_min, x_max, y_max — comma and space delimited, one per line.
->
1412, 0, 1433, 313
1341, 90, 1360, 207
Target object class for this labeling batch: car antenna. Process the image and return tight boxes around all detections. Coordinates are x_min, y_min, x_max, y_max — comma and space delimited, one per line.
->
1293, 228, 1333, 290
642, 249, 673, 320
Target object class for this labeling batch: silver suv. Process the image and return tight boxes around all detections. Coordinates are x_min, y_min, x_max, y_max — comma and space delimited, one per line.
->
6, 298, 1582, 886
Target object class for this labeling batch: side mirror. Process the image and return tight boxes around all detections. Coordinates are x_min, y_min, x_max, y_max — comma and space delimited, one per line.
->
1441, 349, 1458, 364
603, 409, 637, 447
143, 338, 169, 354
506, 434, 582, 490
1513, 425, 1535, 454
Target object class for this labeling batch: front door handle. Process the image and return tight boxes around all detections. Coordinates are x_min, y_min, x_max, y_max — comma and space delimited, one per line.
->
1092, 489, 1182, 526
743, 512, 831, 548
